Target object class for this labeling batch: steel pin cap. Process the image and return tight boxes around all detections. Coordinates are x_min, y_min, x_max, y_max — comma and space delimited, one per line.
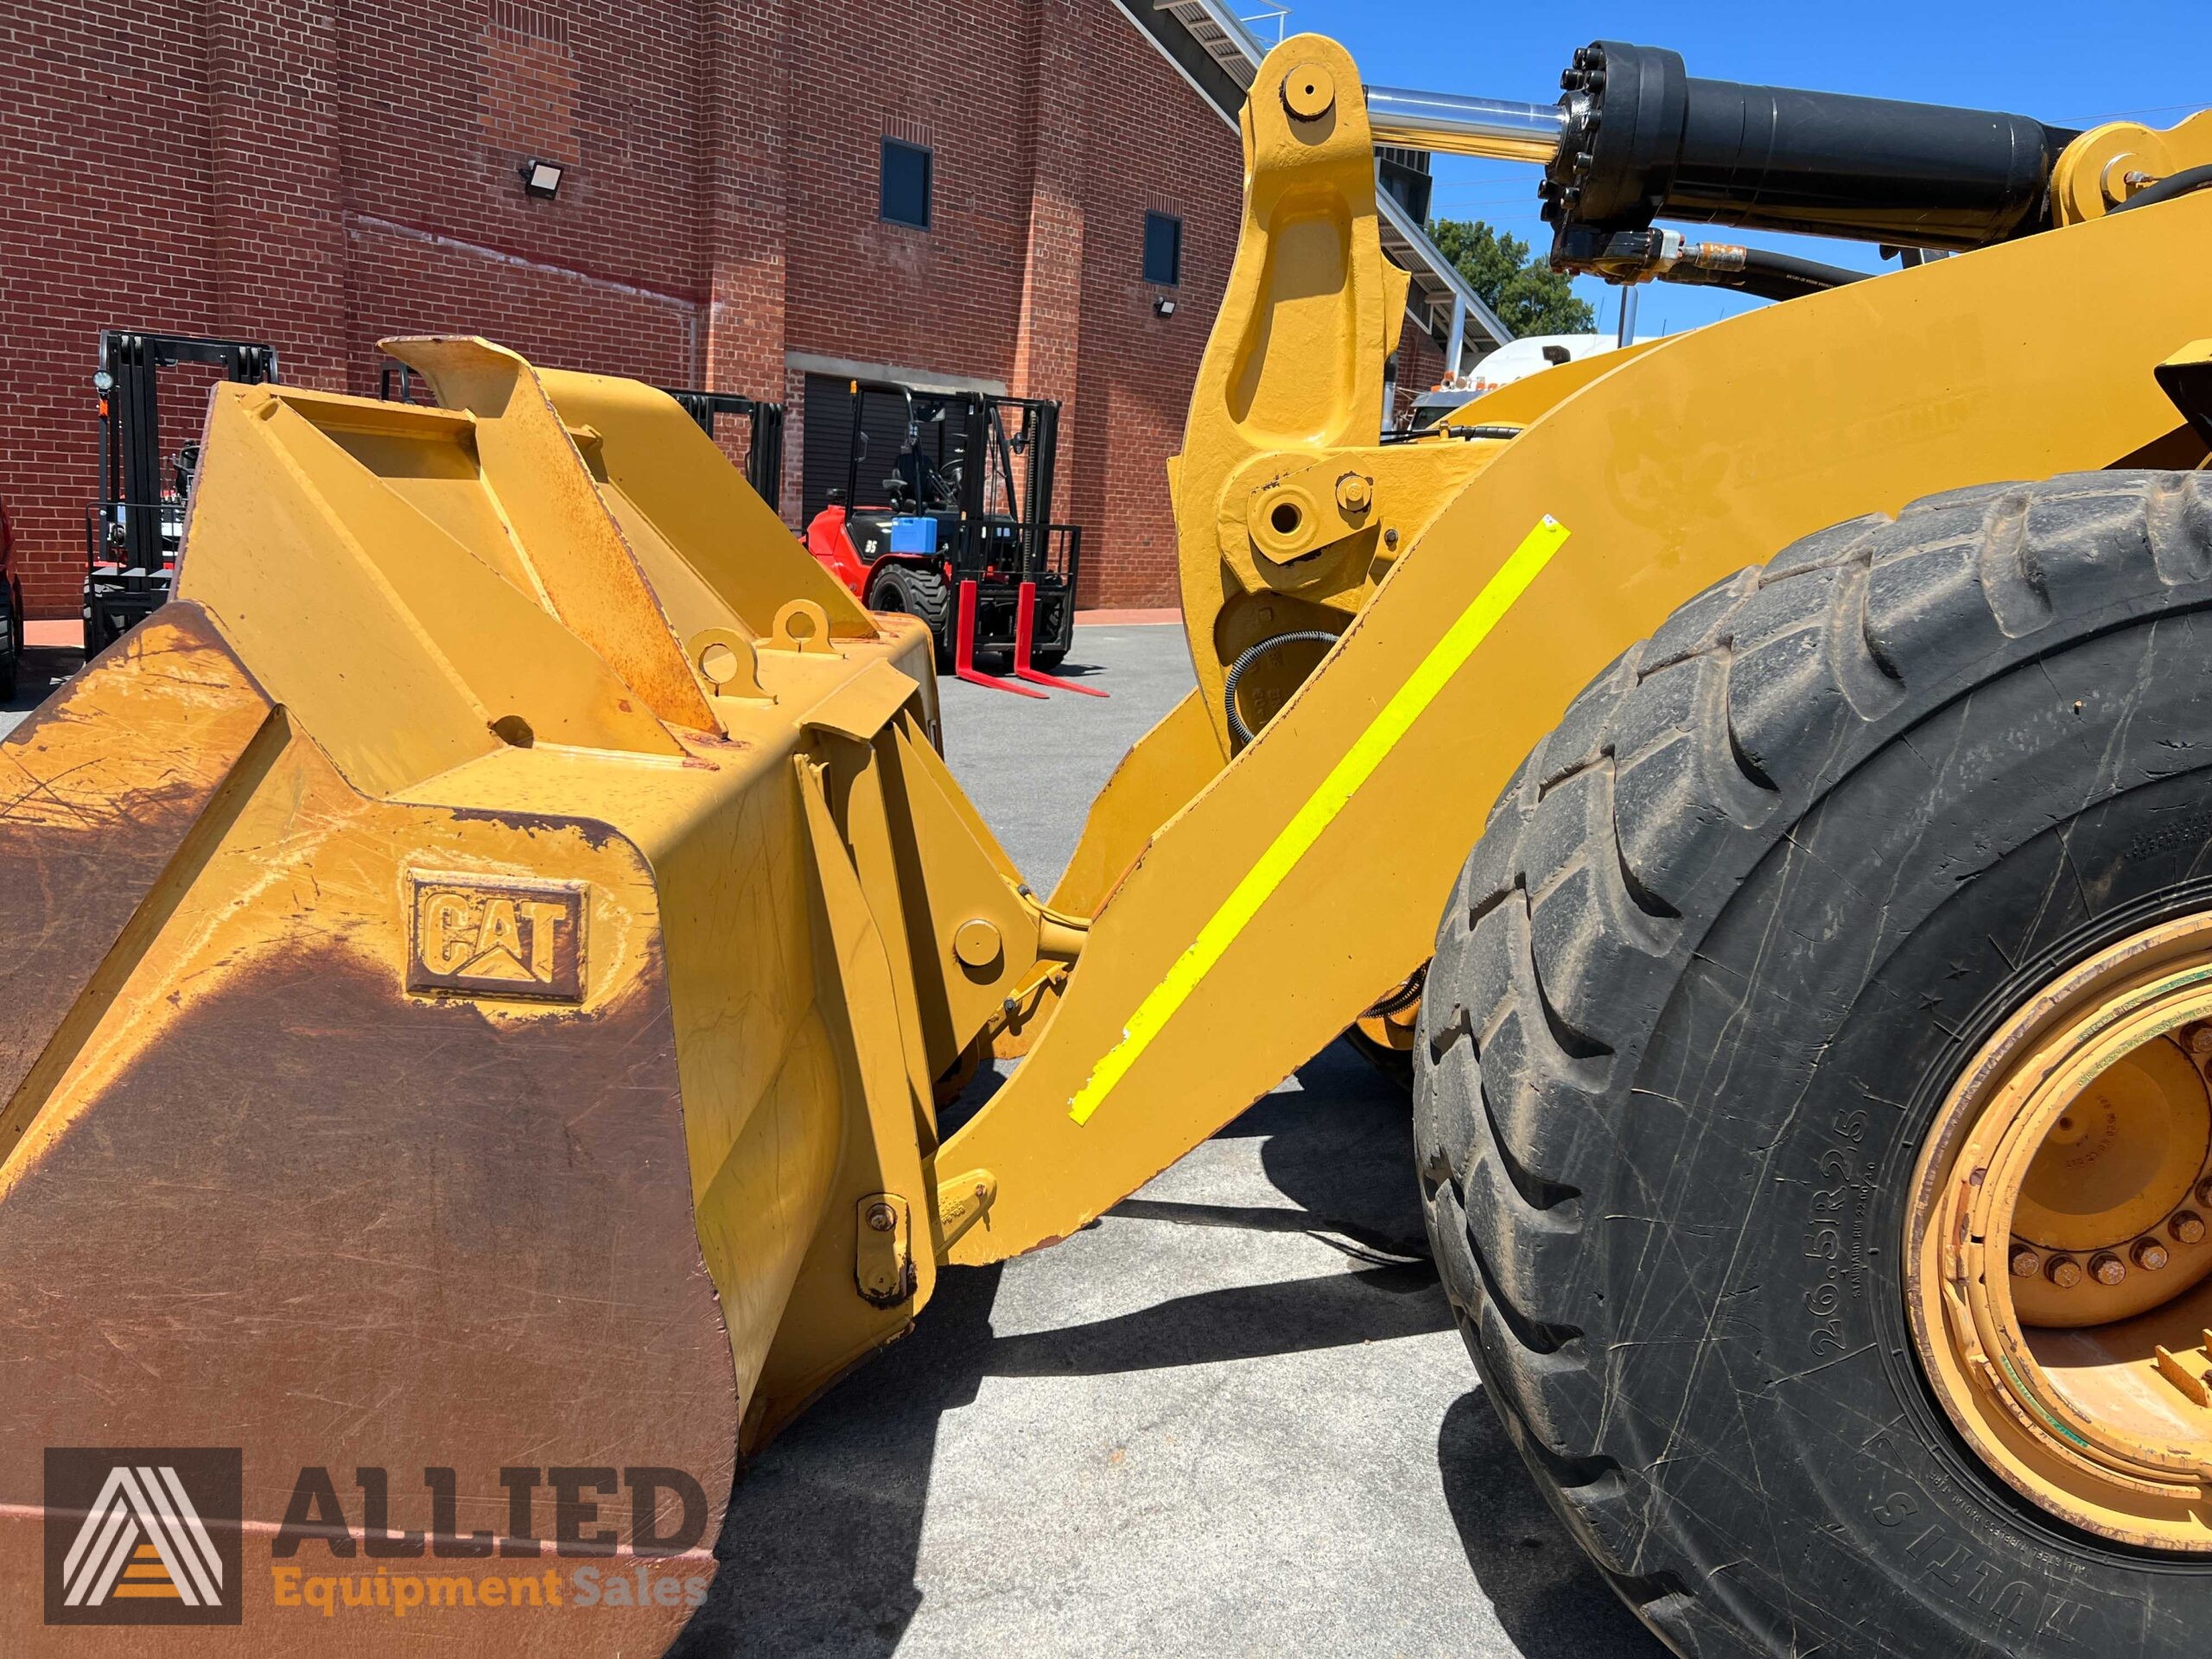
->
1281, 63, 1336, 122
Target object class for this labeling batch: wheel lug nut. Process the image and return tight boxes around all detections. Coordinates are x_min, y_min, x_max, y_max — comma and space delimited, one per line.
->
2046, 1255, 2083, 1288
2188, 1023, 2212, 1057
2133, 1238, 2171, 1272
2009, 1245, 2041, 1278
2173, 1211, 2206, 1245
2090, 1252, 2127, 1287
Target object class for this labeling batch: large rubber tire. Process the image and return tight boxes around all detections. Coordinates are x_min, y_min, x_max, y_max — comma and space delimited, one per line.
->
866, 562, 953, 671
1416, 473, 2212, 1657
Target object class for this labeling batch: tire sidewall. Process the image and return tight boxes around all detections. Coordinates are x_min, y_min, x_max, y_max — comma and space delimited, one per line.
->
1608, 613, 2212, 1654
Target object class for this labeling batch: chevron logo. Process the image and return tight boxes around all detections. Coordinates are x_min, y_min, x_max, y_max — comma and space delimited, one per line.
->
43, 1448, 242, 1626
63, 1465, 223, 1607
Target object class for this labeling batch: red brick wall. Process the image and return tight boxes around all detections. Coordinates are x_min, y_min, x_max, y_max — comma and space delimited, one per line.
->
2, 0, 221, 619
0, 0, 1247, 618
340, 0, 711, 389
1064, 12, 1240, 607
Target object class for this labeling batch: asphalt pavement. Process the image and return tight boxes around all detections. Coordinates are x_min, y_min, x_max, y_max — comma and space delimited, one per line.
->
3, 620, 1658, 1657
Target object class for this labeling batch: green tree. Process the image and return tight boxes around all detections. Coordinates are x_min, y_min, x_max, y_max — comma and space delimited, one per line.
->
1426, 219, 1595, 336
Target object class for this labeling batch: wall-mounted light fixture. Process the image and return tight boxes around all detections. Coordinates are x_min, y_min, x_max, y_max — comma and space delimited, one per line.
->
518, 158, 565, 200
1154, 297, 1176, 317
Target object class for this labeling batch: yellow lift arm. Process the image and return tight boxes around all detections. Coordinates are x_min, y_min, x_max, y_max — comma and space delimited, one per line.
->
946, 35, 2212, 1265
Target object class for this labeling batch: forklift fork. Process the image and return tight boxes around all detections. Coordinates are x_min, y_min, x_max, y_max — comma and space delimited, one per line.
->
953, 579, 1046, 698
1013, 580, 1104, 696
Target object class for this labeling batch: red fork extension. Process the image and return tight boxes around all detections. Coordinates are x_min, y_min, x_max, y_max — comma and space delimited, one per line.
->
955, 579, 1046, 698
1014, 580, 1107, 696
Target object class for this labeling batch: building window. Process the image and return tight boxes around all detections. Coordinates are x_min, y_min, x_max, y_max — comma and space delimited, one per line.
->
1143, 212, 1182, 286
880, 138, 931, 230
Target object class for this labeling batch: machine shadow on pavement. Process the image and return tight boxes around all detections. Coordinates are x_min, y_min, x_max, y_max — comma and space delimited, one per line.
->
1436, 1398, 1660, 1659
677, 1043, 1656, 1657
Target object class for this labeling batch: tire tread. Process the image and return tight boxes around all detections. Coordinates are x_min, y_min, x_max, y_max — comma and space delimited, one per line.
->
1416, 471, 2212, 1651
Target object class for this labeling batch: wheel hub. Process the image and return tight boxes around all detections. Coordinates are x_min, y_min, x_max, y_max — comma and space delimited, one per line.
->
1907, 914, 2212, 1549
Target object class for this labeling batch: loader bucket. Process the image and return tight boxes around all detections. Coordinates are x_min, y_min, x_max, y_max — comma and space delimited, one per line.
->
0, 337, 969, 1651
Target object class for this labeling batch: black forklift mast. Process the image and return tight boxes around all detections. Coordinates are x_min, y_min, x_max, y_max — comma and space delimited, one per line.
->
95, 330, 277, 572
87, 329, 277, 645
380, 366, 786, 512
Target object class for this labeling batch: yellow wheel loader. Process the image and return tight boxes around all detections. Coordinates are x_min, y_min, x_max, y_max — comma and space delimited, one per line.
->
5, 30, 2212, 1657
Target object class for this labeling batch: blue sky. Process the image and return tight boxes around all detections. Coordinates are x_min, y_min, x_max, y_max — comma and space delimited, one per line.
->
1260, 1, 2212, 337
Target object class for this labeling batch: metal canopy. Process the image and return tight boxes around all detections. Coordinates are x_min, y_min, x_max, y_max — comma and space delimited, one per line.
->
1152, 0, 1264, 89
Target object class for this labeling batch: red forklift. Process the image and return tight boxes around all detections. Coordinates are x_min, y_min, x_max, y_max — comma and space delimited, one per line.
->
804, 380, 1083, 681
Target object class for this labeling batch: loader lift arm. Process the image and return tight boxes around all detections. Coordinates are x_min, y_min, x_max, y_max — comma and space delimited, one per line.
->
936, 35, 2212, 1264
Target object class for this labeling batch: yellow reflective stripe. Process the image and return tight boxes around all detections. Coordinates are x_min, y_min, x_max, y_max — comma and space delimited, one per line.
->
1069, 514, 1571, 1126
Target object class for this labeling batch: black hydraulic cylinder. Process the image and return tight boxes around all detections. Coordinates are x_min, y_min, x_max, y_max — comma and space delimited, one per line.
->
1543, 41, 2077, 255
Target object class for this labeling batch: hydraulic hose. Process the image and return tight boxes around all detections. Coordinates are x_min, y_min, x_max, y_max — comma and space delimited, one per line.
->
1223, 631, 1340, 746
1661, 248, 1872, 302
2112, 164, 2212, 215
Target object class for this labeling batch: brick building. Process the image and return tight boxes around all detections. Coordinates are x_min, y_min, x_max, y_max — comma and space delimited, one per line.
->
1, 0, 1503, 621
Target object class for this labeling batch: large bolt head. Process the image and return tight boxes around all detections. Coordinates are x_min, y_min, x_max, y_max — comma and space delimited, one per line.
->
2134, 1238, 2172, 1272
867, 1202, 898, 1233
2174, 1211, 2208, 1244
2008, 1245, 2041, 1278
2046, 1255, 2083, 1289
2090, 1252, 2127, 1287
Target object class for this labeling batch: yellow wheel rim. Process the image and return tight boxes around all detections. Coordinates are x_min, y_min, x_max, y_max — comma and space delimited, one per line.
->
1906, 914, 2212, 1549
